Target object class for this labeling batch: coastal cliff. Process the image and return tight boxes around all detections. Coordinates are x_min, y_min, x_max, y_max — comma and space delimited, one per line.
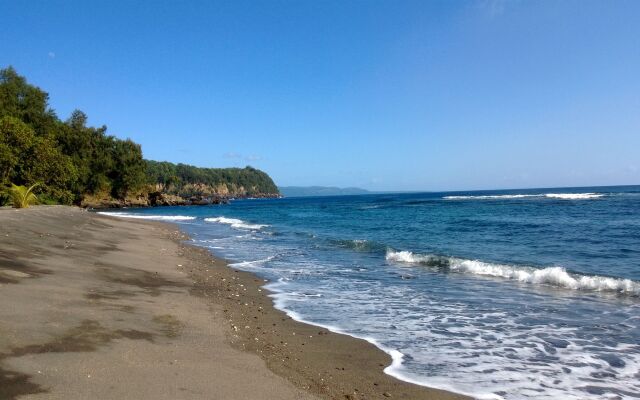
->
81, 163, 280, 208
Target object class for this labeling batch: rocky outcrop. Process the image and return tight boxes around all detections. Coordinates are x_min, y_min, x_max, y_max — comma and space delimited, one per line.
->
80, 194, 150, 209
147, 192, 188, 206
147, 192, 229, 207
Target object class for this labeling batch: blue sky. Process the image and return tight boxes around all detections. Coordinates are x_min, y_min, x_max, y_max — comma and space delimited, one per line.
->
1, 0, 639, 191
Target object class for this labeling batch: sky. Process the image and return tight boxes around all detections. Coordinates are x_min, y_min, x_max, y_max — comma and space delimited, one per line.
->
1, 0, 639, 191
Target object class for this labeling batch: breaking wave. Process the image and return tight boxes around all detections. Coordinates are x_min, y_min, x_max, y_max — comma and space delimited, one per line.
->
544, 193, 604, 199
97, 212, 195, 221
204, 216, 268, 230
444, 194, 538, 200
386, 250, 640, 295
444, 193, 605, 200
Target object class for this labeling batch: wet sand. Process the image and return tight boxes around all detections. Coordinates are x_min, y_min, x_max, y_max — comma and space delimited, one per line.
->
0, 206, 466, 400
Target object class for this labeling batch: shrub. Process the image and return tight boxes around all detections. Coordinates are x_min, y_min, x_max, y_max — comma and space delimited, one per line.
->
9, 183, 38, 208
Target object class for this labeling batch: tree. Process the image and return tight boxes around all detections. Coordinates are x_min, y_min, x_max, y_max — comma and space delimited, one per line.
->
144, 160, 279, 197
0, 67, 58, 136
0, 116, 77, 203
110, 139, 146, 198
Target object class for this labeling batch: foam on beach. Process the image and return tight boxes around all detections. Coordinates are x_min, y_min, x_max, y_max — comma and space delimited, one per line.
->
97, 212, 196, 221
386, 250, 640, 295
263, 276, 503, 400
229, 255, 277, 268
204, 216, 268, 230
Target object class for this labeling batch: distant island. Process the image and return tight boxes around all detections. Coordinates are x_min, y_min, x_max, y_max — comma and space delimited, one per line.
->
279, 186, 371, 197
0, 67, 280, 208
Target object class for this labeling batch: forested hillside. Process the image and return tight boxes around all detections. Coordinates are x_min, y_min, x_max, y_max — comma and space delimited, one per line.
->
0, 67, 279, 207
147, 161, 278, 198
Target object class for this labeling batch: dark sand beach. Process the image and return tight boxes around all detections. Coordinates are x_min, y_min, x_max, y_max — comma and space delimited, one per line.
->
0, 206, 465, 400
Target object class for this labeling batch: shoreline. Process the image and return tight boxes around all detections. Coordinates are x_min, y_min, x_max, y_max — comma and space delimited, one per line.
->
0, 206, 466, 400
178, 233, 467, 400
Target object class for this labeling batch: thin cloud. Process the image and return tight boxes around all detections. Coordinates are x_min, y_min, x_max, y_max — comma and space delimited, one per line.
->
223, 152, 263, 162
48, 51, 56, 59
223, 152, 242, 159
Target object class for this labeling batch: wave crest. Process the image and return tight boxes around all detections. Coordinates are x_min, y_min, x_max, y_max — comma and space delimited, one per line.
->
544, 193, 604, 199
443, 194, 538, 200
443, 193, 604, 200
385, 250, 451, 268
204, 216, 268, 230
386, 250, 640, 295
97, 212, 195, 221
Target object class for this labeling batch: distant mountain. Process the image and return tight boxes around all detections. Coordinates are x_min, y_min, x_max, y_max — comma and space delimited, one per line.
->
279, 186, 371, 198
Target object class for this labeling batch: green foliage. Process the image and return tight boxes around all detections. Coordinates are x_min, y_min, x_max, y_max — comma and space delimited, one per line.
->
110, 139, 146, 198
9, 183, 38, 208
146, 160, 279, 197
0, 116, 77, 203
0, 67, 58, 136
0, 67, 147, 203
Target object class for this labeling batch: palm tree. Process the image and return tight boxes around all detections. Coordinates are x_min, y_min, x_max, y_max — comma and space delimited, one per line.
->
9, 183, 38, 208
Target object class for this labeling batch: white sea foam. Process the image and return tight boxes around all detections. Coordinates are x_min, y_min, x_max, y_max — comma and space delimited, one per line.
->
443, 194, 539, 200
443, 193, 605, 200
204, 216, 268, 230
229, 255, 276, 268
97, 212, 195, 221
386, 250, 640, 295
385, 250, 433, 264
265, 278, 501, 400
544, 192, 604, 199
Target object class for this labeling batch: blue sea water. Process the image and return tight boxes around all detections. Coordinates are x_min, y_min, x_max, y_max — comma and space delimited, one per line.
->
100, 185, 640, 399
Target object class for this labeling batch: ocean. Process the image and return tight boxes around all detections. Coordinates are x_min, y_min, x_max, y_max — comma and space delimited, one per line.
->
100, 185, 640, 400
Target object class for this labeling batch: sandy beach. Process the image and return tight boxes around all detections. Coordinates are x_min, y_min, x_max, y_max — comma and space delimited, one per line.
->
0, 206, 465, 400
